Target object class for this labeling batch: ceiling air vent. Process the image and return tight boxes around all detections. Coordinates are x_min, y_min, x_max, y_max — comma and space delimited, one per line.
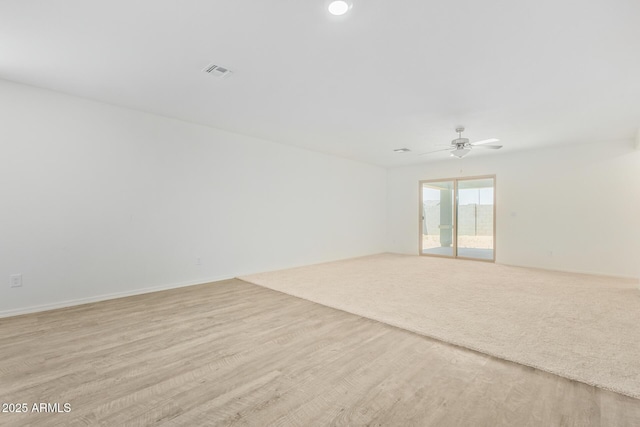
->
203, 63, 232, 79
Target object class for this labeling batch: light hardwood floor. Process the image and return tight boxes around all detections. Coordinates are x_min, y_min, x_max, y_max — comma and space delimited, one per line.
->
1, 279, 639, 426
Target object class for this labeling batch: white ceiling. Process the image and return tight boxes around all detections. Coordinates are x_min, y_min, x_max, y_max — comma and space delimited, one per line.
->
1, 0, 639, 167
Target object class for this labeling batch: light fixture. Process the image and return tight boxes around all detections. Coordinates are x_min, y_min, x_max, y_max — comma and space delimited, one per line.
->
393, 148, 411, 153
328, 0, 352, 16
450, 148, 471, 158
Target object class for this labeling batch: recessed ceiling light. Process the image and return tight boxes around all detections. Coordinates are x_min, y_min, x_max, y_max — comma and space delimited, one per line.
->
394, 148, 411, 153
328, 0, 352, 16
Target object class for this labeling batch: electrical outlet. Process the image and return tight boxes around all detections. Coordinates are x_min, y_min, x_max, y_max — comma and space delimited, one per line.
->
10, 274, 22, 288
196, 257, 202, 266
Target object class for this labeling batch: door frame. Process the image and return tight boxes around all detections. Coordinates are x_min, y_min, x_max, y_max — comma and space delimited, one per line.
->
418, 174, 496, 262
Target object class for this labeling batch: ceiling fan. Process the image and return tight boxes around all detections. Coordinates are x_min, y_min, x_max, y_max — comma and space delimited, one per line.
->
419, 127, 503, 158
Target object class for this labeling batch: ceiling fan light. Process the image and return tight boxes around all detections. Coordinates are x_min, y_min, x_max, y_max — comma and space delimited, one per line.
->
451, 148, 471, 158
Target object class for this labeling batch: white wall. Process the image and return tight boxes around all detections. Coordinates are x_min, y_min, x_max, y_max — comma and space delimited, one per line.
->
387, 141, 640, 279
0, 80, 387, 316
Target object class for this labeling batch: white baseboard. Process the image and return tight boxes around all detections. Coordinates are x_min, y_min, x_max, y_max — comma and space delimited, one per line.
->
0, 275, 236, 319
498, 261, 639, 282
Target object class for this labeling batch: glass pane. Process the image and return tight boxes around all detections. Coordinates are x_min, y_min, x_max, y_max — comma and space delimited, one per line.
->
456, 178, 494, 260
421, 181, 454, 257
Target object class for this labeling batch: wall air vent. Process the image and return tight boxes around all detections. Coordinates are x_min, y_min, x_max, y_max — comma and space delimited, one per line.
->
203, 63, 232, 79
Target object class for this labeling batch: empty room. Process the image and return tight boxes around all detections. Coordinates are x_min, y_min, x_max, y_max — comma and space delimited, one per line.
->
1, 1, 640, 426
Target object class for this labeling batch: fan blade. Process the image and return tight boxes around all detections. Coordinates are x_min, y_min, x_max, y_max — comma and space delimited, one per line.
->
417, 148, 453, 156
471, 138, 500, 146
477, 144, 503, 149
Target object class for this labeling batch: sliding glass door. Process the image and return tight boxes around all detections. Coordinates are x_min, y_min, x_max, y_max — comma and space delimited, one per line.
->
456, 177, 495, 260
420, 176, 495, 262
421, 180, 455, 257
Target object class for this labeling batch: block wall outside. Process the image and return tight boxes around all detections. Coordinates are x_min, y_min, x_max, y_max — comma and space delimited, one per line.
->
422, 204, 493, 236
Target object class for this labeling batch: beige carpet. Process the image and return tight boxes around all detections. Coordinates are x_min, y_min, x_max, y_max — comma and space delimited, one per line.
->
240, 253, 640, 399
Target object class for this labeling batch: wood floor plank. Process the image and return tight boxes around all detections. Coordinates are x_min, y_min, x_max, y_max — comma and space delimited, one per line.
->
0, 278, 639, 426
